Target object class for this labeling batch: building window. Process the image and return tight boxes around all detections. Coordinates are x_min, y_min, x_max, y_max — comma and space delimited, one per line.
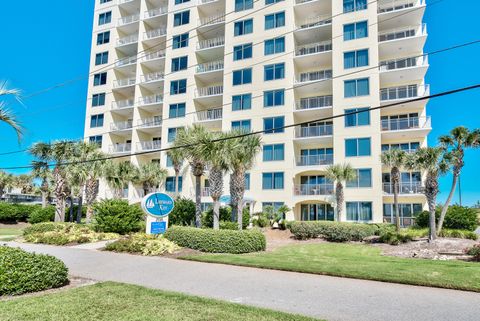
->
383, 203, 423, 222
381, 142, 420, 152
235, 0, 253, 12
175, 0, 190, 4
100, 0, 112, 4
174, 11, 190, 26
171, 56, 188, 72
233, 43, 253, 60
96, 31, 110, 45
346, 202, 372, 221
265, 0, 284, 3
264, 116, 284, 134
264, 89, 284, 107
262, 172, 284, 190
301, 203, 334, 221
166, 177, 182, 192
89, 135, 102, 147
264, 63, 285, 81
263, 144, 284, 161
92, 93, 106, 107
265, 12, 285, 29
93, 72, 107, 86
232, 94, 252, 111
169, 103, 186, 118
345, 107, 370, 127
168, 127, 182, 142
299, 148, 333, 166
344, 0, 367, 13
90, 114, 104, 128
98, 12, 112, 25
245, 173, 250, 190
345, 138, 371, 157
344, 78, 369, 97
344, 49, 369, 69
344, 21, 368, 41
232, 120, 251, 132
95, 52, 109, 65
170, 79, 187, 95
264, 37, 285, 55
347, 169, 372, 188
234, 19, 253, 36
232, 68, 252, 85
173, 33, 189, 49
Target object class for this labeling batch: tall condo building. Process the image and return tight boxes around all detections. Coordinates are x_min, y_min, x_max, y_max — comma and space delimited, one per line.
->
84, 0, 430, 225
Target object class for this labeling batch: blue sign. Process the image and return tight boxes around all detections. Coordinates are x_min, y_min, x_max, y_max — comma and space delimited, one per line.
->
141, 193, 175, 218
219, 195, 231, 204
151, 221, 167, 235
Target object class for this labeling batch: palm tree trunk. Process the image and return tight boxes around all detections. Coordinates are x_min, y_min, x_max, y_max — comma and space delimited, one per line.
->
195, 175, 202, 228
425, 172, 438, 242
391, 167, 401, 232
76, 196, 83, 224
55, 197, 65, 222
437, 171, 458, 234
68, 197, 74, 222
335, 182, 343, 221
41, 191, 48, 208
174, 169, 179, 195
213, 198, 220, 230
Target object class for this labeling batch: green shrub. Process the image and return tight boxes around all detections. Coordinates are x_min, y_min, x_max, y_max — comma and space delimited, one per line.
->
252, 212, 269, 228
416, 206, 478, 231
28, 206, 55, 224
169, 197, 196, 226
0, 203, 18, 223
23, 222, 63, 236
219, 221, 238, 230
105, 233, 180, 256
0, 246, 68, 296
288, 221, 379, 242
12, 204, 38, 222
165, 226, 266, 253
378, 231, 414, 245
202, 206, 250, 229
466, 244, 480, 261
93, 199, 143, 234
439, 229, 478, 240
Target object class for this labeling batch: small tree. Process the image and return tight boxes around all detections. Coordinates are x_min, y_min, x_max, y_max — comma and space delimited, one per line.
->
166, 148, 184, 195
133, 162, 167, 196
325, 164, 357, 222
103, 161, 136, 199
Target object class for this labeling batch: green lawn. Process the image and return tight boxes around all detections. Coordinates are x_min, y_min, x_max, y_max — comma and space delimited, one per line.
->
0, 225, 24, 241
184, 243, 480, 292
0, 282, 321, 321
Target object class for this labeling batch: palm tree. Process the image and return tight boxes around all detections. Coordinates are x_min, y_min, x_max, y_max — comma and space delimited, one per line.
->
84, 149, 107, 223
133, 162, 167, 196
0, 82, 23, 142
0, 171, 14, 201
31, 162, 52, 208
174, 125, 211, 228
437, 127, 480, 234
167, 149, 184, 195
380, 149, 407, 232
405, 147, 448, 241
226, 133, 261, 230
325, 163, 357, 222
14, 174, 34, 194
103, 160, 136, 199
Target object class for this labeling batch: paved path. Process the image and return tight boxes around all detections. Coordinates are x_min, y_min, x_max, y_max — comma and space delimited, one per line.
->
5, 242, 480, 321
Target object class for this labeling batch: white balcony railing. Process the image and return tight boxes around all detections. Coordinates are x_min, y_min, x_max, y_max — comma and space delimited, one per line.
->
378, 0, 423, 14
199, 14, 225, 26
143, 50, 166, 61
117, 35, 138, 46
141, 72, 164, 83
295, 95, 333, 111
379, 56, 427, 71
196, 60, 224, 73
145, 7, 168, 19
195, 85, 223, 97
196, 108, 223, 122
383, 182, 423, 194
379, 23, 426, 42
113, 77, 136, 88
117, 13, 140, 26
111, 99, 134, 110
381, 116, 431, 131
137, 141, 162, 151
295, 125, 333, 138
138, 94, 163, 106
295, 0, 318, 4
144, 27, 167, 39
294, 184, 334, 196
296, 70, 332, 83
380, 84, 429, 101
197, 37, 225, 50
109, 143, 132, 154
116, 56, 137, 67
201, 187, 211, 197
296, 15, 332, 29
296, 154, 334, 166
199, 0, 218, 4
295, 41, 332, 56
137, 117, 162, 128
110, 120, 133, 131
118, 0, 137, 5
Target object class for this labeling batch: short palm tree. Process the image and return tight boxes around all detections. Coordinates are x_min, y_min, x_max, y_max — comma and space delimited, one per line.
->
437, 127, 480, 234
166, 148, 184, 195
31, 162, 52, 208
133, 162, 168, 196
0, 171, 14, 201
103, 160, 136, 199
174, 125, 211, 228
380, 149, 407, 232
226, 133, 261, 230
325, 163, 357, 222
405, 147, 448, 241
14, 174, 34, 194
0, 82, 23, 142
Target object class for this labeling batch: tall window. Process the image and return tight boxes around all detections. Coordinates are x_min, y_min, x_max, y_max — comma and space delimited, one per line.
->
95, 52, 109, 65
344, 21, 368, 41
262, 172, 284, 190
264, 63, 285, 81
90, 114, 104, 128
382, 142, 420, 152
345, 138, 371, 157
264, 116, 284, 134
169, 103, 186, 118
92, 93, 106, 107
232, 120, 251, 132
233, 68, 252, 85
166, 177, 182, 192
264, 37, 285, 55
233, 43, 253, 60
234, 19, 253, 36
170, 79, 187, 95
345, 108, 370, 127
232, 94, 252, 111
344, 49, 369, 69
97, 31, 110, 45
245, 173, 250, 190
264, 89, 284, 107
93, 73, 107, 86
89, 135, 102, 147
175, 0, 190, 4
173, 11, 190, 26
173, 33, 189, 49
168, 128, 182, 142
235, 0, 253, 12
263, 144, 284, 161
171, 56, 188, 72
98, 12, 111, 25
343, 0, 368, 13
344, 78, 369, 97
347, 169, 372, 188
265, 12, 285, 29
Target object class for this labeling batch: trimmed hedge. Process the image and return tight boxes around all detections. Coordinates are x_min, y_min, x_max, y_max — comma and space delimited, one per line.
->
288, 221, 386, 242
164, 226, 266, 253
0, 203, 41, 223
28, 206, 55, 224
0, 246, 68, 296
416, 206, 479, 231
93, 199, 143, 234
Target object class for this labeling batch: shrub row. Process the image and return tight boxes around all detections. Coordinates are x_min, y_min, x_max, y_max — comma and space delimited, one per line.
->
0, 246, 68, 296
288, 221, 387, 242
0, 203, 43, 223
23, 223, 118, 245
415, 206, 479, 231
164, 226, 266, 253
105, 233, 180, 256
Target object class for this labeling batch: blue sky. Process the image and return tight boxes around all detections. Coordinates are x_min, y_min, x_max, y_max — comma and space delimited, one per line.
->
0, 0, 479, 205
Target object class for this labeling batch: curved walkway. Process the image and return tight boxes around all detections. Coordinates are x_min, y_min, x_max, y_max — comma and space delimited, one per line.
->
6, 242, 480, 321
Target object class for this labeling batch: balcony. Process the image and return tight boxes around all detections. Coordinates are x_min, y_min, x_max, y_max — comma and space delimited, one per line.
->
380, 84, 429, 107
195, 85, 223, 98
111, 99, 134, 110
109, 143, 132, 154
383, 182, 423, 195
294, 69, 332, 95
201, 187, 211, 197
294, 41, 332, 68
296, 154, 333, 167
113, 77, 136, 89
295, 15, 332, 43
137, 117, 162, 129
196, 37, 225, 59
116, 35, 138, 47
199, 14, 225, 27
293, 184, 334, 196
196, 60, 224, 74
295, 70, 332, 84
144, 7, 168, 19
117, 13, 139, 27
138, 94, 163, 107
294, 125, 333, 145
110, 120, 133, 132
296, 15, 332, 30
143, 50, 166, 62
378, 0, 426, 29
381, 116, 431, 139
137, 140, 162, 151
140, 72, 164, 84
144, 27, 167, 40
115, 56, 137, 68
379, 24, 427, 58
380, 56, 428, 84
195, 108, 223, 123
295, 95, 332, 111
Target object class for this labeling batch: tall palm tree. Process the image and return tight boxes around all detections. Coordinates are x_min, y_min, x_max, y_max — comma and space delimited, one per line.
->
437, 127, 480, 234
174, 125, 211, 228
226, 133, 261, 230
84, 149, 107, 223
0, 171, 14, 201
103, 160, 136, 199
166, 148, 184, 195
133, 162, 168, 196
0, 82, 23, 142
31, 162, 52, 208
380, 149, 407, 232
405, 147, 448, 241
325, 163, 357, 222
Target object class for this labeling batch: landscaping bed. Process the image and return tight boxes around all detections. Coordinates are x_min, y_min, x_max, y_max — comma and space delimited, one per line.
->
104, 233, 181, 256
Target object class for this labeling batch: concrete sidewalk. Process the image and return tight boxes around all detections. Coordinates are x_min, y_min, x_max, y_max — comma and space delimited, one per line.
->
5, 242, 480, 321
